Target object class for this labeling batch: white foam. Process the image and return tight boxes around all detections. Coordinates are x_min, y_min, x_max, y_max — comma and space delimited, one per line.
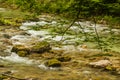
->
11, 35, 30, 40
52, 36, 63, 41
38, 64, 60, 70
36, 21, 49, 26
38, 64, 48, 70
11, 35, 31, 45
51, 21, 57, 24
0, 53, 33, 64
27, 30, 49, 36
22, 22, 37, 26
20, 21, 50, 30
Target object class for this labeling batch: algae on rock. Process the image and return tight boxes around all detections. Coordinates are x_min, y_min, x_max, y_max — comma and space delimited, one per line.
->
11, 41, 51, 57
17, 50, 29, 57
45, 59, 61, 67
31, 41, 51, 53
57, 56, 71, 62
11, 45, 29, 53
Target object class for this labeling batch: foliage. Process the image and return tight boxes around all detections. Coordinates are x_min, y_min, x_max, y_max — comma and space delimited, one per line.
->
1, 0, 120, 18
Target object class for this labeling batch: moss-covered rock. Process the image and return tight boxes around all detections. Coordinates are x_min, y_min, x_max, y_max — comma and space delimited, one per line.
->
11, 45, 29, 53
31, 41, 51, 53
17, 50, 29, 57
45, 59, 61, 67
11, 41, 51, 56
57, 56, 71, 62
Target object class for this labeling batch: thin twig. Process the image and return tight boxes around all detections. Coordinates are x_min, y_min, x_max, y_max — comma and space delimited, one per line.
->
61, 1, 81, 41
77, 21, 88, 40
61, 18, 77, 41
93, 17, 102, 50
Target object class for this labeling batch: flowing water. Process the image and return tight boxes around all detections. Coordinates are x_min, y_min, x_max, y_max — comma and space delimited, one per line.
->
0, 15, 120, 80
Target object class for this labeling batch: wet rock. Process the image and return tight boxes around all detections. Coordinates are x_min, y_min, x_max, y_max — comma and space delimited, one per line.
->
105, 65, 115, 71
45, 59, 61, 67
2, 71, 12, 74
89, 60, 112, 68
31, 41, 51, 53
0, 65, 4, 67
11, 41, 51, 56
11, 45, 29, 53
57, 56, 71, 62
41, 52, 54, 59
17, 50, 29, 57
109, 65, 120, 75
81, 45, 87, 49
3, 34, 11, 39
19, 31, 30, 36
11, 45, 30, 57
116, 71, 120, 75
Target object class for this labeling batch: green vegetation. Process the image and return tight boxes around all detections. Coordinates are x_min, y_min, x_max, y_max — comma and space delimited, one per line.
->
0, 0, 120, 79
0, 0, 119, 26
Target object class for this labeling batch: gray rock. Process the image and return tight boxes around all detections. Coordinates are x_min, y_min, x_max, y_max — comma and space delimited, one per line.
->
89, 60, 112, 68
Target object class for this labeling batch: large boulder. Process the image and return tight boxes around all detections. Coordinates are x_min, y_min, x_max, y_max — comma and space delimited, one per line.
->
89, 60, 112, 68
11, 41, 51, 57
11, 45, 29, 57
11, 45, 29, 53
30, 41, 51, 53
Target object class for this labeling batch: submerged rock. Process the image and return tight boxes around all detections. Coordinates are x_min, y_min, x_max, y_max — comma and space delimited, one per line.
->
45, 59, 61, 67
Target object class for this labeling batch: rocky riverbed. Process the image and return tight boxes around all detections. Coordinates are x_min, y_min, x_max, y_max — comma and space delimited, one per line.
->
0, 12, 120, 80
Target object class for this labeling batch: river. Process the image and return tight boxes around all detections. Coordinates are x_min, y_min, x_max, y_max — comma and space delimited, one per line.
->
0, 14, 120, 80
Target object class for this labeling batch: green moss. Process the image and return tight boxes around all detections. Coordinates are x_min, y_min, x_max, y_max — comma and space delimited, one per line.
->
105, 65, 113, 71
45, 59, 61, 67
11, 45, 29, 53
17, 51, 29, 57
31, 41, 51, 53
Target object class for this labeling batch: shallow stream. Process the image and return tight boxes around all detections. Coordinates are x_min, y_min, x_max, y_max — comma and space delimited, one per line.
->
0, 15, 120, 80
